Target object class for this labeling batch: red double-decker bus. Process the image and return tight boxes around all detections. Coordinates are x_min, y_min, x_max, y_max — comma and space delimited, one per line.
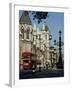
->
19, 52, 37, 70
22, 52, 33, 70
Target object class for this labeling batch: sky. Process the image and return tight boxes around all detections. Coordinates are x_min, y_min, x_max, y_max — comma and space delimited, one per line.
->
19, 10, 64, 52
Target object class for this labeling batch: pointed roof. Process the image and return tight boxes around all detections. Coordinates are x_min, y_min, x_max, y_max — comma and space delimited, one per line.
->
19, 11, 32, 25
45, 24, 49, 32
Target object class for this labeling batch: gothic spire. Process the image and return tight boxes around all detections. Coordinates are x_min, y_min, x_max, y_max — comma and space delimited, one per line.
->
19, 11, 32, 25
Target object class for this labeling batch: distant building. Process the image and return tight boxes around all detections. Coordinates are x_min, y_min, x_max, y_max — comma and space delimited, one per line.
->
49, 46, 57, 68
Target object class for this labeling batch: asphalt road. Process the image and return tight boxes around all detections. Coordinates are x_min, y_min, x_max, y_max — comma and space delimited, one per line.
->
19, 69, 64, 79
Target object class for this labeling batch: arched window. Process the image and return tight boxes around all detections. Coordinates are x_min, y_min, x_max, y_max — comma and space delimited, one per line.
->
45, 34, 47, 39
26, 28, 29, 39
21, 26, 24, 39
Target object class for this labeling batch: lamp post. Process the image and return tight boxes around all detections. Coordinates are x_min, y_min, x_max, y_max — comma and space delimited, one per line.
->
54, 30, 64, 69
57, 30, 63, 69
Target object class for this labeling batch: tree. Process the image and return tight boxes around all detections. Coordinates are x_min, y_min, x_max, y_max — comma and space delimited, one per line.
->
31, 11, 48, 24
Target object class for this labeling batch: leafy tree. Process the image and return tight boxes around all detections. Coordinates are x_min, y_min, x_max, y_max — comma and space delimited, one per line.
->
31, 11, 48, 24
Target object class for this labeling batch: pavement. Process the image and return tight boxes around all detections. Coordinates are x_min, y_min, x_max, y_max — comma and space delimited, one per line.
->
19, 69, 64, 79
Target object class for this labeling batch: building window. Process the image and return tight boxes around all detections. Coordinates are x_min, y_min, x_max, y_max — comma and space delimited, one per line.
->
39, 34, 41, 40
26, 29, 29, 39
31, 31, 33, 40
21, 26, 24, 39
45, 35, 47, 39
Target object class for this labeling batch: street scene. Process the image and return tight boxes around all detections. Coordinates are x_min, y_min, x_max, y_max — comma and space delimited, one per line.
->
19, 11, 64, 79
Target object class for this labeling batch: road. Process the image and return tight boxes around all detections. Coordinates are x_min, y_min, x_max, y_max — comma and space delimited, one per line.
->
19, 69, 64, 79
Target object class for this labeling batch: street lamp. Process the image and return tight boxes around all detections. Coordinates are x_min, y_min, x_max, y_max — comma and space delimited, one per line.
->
54, 30, 64, 69
57, 30, 63, 69
49, 34, 52, 40
54, 40, 57, 45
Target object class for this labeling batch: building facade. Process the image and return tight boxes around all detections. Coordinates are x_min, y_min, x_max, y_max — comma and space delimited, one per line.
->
19, 11, 50, 70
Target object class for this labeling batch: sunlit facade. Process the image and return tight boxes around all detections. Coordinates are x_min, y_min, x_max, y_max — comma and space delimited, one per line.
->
19, 11, 50, 70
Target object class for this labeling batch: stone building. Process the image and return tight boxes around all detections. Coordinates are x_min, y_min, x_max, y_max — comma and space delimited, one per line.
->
19, 11, 33, 66
49, 46, 57, 68
19, 11, 50, 70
